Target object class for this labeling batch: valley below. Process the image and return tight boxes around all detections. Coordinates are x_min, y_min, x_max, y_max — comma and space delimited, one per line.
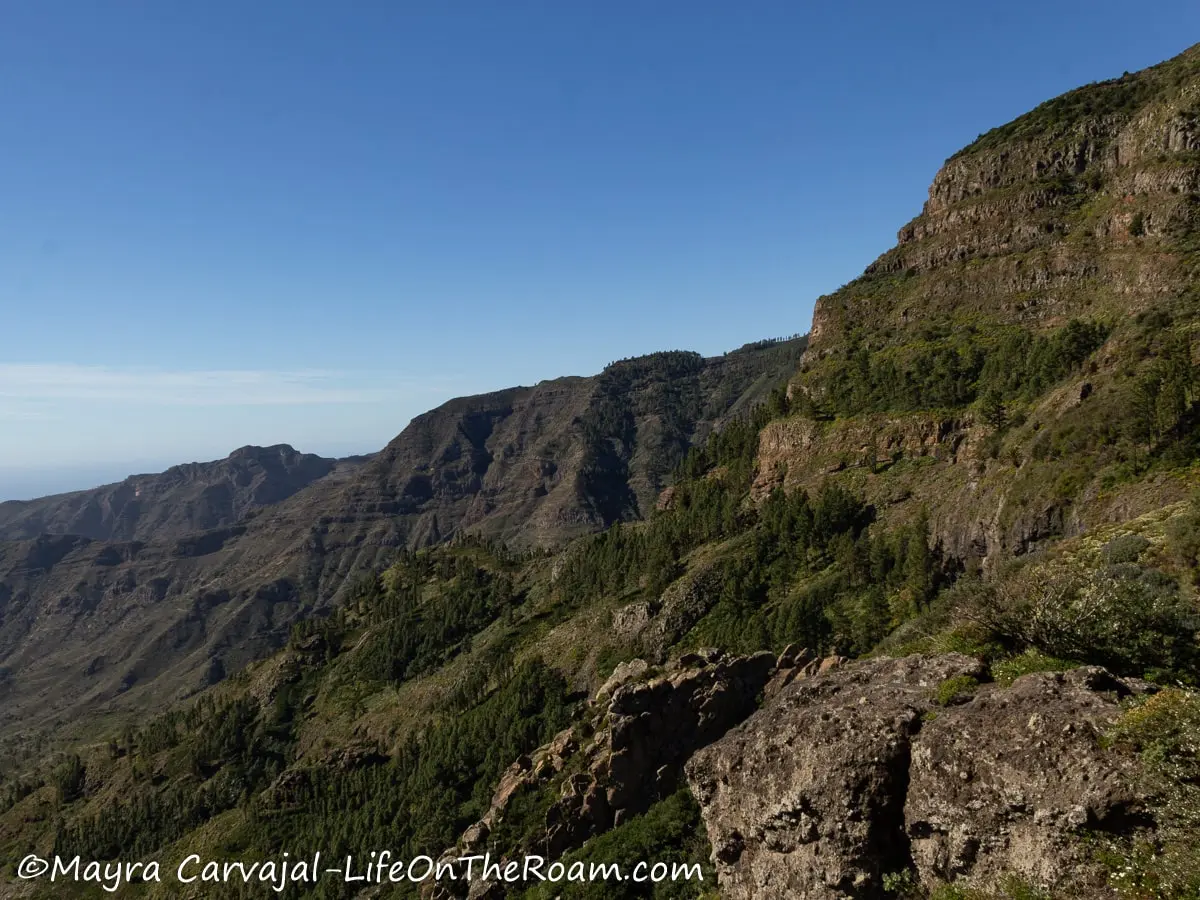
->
4, 40, 1200, 900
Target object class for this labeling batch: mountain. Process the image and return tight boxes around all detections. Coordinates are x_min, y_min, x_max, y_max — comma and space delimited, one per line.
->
0, 445, 368, 543
758, 42, 1200, 568
0, 338, 804, 741
4, 45, 1200, 900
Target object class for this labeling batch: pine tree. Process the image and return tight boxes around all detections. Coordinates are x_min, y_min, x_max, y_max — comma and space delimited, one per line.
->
979, 388, 1007, 431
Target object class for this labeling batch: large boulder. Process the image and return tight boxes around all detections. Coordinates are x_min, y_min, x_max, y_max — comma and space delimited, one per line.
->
685, 655, 1152, 899
906, 667, 1148, 894
685, 654, 984, 899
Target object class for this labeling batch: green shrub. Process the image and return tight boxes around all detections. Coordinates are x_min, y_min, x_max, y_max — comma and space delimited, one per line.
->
970, 562, 1200, 683
934, 675, 981, 706
1103, 533, 1152, 565
883, 869, 921, 896
1166, 502, 1200, 583
1105, 690, 1200, 899
992, 649, 1078, 686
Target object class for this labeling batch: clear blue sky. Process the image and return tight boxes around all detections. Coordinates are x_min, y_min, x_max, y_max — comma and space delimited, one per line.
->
2, 2, 1197, 499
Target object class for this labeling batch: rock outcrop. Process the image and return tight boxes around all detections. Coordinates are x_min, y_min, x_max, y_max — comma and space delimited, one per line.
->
685, 655, 1153, 899
437, 648, 851, 898
905, 666, 1150, 894
462, 649, 777, 857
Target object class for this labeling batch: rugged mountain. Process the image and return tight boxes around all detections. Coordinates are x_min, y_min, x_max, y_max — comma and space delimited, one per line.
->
0, 445, 366, 543
806, 43, 1200, 353
0, 339, 803, 740
5, 44, 1200, 900
294, 339, 806, 556
757, 42, 1200, 569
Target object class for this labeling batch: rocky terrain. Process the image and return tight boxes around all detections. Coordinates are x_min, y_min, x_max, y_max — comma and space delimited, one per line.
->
0, 339, 802, 740
3, 40, 1200, 900
686, 657, 1150, 899
423, 651, 1163, 900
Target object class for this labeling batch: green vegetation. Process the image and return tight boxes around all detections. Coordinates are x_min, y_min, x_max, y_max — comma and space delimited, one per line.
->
934, 674, 981, 707
991, 649, 1079, 686
1166, 499, 1200, 584
816, 319, 1109, 418
1104, 689, 1200, 899
956, 560, 1200, 685
956, 70, 1160, 157
51, 657, 574, 900
54, 689, 301, 862
563, 404, 945, 658
342, 550, 525, 685
517, 790, 714, 900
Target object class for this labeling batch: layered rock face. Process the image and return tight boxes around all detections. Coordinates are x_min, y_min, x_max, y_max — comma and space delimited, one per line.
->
807, 46, 1200, 354
0, 341, 802, 743
685, 656, 1152, 899
758, 45, 1200, 571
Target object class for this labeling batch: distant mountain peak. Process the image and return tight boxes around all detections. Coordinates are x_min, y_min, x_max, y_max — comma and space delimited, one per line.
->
228, 443, 302, 461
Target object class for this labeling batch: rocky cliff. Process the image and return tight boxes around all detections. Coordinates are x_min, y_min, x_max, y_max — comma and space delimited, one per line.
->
0, 339, 803, 740
754, 43, 1200, 570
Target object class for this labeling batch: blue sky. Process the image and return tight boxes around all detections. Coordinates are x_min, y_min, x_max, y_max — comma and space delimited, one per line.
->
2, 2, 1198, 499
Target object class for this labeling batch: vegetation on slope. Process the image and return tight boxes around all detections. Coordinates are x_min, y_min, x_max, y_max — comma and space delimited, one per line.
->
6, 43, 1200, 900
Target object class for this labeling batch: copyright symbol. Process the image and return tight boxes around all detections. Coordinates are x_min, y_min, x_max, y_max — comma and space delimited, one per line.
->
17, 854, 49, 879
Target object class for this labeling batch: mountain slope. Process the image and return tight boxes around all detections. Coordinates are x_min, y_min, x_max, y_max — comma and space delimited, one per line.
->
0, 338, 804, 741
5, 44, 1200, 900
756, 42, 1200, 569
0, 445, 368, 543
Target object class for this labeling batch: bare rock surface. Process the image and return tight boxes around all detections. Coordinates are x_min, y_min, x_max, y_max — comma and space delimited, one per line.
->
686, 654, 984, 899
437, 648, 845, 897
685, 655, 1151, 899
907, 666, 1148, 895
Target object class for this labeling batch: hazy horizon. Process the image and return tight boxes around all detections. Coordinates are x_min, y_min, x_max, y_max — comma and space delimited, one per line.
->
0, 440, 383, 502
0, 335, 800, 500
6, 2, 1199, 499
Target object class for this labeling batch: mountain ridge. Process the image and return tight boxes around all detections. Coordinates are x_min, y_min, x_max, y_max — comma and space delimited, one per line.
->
0, 444, 372, 544
4, 44, 1200, 900
0, 338, 804, 740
